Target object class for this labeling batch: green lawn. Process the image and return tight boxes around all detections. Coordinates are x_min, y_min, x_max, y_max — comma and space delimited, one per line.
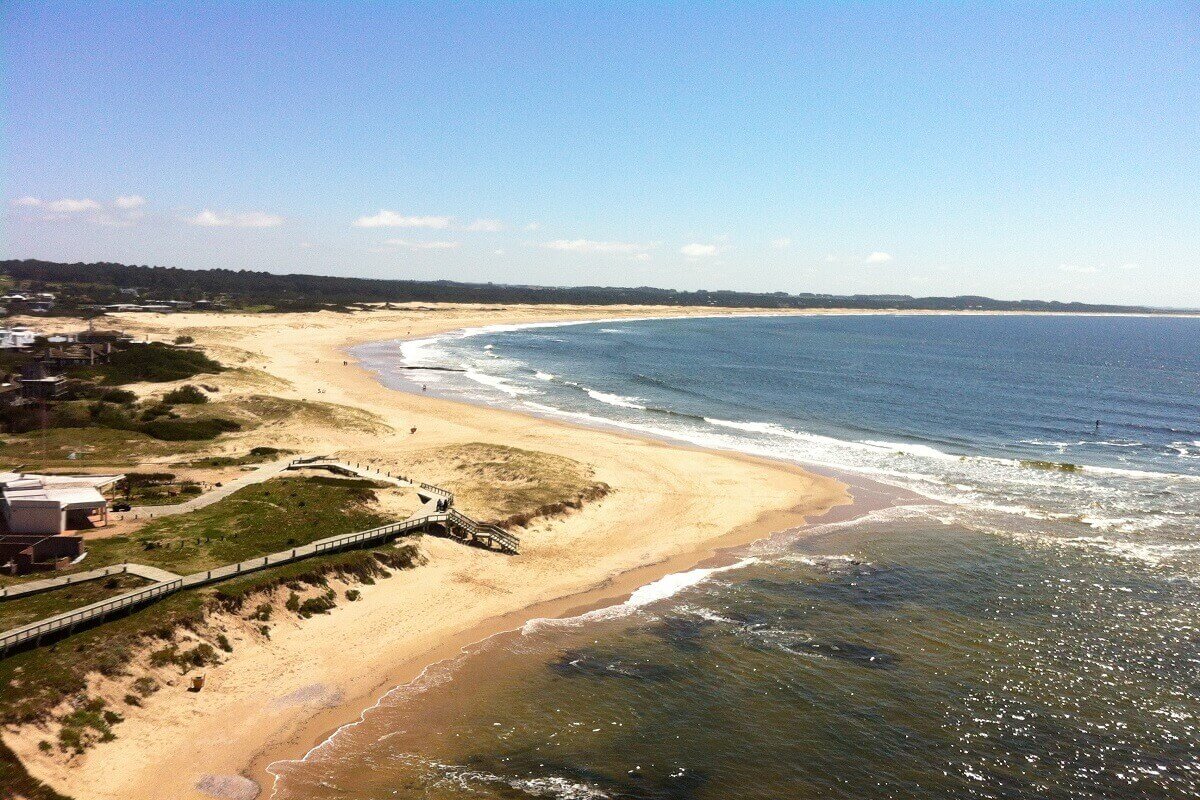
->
0, 574, 150, 632
83, 476, 394, 576
0, 426, 205, 470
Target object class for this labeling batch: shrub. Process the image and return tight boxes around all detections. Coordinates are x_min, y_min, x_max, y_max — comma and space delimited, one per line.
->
131, 676, 159, 697
285, 592, 300, 612
123, 694, 141, 707
163, 385, 208, 405
139, 417, 240, 441
250, 603, 272, 621
90, 342, 223, 384
298, 590, 337, 618
345, 589, 361, 601
216, 634, 232, 653
174, 335, 194, 345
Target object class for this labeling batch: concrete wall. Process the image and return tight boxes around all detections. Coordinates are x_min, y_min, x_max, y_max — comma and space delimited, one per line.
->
6, 505, 66, 535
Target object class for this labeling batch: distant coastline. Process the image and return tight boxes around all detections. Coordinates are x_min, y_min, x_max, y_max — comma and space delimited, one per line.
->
3, 258, 1192, 316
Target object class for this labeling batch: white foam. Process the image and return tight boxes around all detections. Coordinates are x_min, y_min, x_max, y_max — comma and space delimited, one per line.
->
585, 389, 646, 409
462, 368, 536, 396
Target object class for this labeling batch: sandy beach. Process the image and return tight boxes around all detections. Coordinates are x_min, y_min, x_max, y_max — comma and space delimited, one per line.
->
4, 305, 856, 800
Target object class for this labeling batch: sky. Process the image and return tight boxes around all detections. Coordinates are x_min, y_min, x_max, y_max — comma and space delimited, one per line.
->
2, 2, 1198, 307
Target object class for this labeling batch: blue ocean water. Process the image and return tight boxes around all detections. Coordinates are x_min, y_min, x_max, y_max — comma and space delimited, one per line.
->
273, 315, 1200, 799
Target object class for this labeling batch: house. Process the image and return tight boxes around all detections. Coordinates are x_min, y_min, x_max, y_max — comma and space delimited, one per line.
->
0, 327, 37, 349
18, 362, 67, 400
39, 342, 113, 368
0, 472, 123, 537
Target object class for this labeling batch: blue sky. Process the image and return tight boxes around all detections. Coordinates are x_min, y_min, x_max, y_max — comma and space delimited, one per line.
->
3, 2, 1198, 306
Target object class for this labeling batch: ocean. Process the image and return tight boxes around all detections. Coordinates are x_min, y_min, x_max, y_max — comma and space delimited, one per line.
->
271, 314, 1200, 799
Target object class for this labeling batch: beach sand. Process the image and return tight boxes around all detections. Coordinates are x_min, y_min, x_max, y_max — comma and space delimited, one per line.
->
6, 305, 852, 800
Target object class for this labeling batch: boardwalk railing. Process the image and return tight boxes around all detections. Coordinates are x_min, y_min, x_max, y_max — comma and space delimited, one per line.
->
0, 565, 130, 601
0, 466, 517, 655
0, 578, 183, 653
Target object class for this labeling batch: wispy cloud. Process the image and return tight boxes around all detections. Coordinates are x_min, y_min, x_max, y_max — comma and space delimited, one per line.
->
114, 195, 146, 209
864, 251, 894, 265
353, 210, 452, 229
1058, 264, 1097, 275
680, 243, 718, 258
465, 218, 504, 232
11, 195, 146, 225
524, 222, 542, 231
188, 209, 283, 228
384, 238, 460, 250
541, 239, 650, 254
771, 237, 792, 250
13, 196, 104, 213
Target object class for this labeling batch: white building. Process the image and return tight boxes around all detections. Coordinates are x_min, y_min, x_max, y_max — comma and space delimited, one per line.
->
0, 327, 37, 349
0, 473, 124, 534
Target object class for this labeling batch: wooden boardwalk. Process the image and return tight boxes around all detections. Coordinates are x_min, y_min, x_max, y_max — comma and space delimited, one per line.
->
0, 465, 517, 656
0, 564, 181, 601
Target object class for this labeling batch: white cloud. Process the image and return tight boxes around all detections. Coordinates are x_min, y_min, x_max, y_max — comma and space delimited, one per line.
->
631, 253, 652, 262
825, 254, 839, 263
771, 237, 792, 250
353, 210, 451, 229
1058, 264, 1097, 274
11, 196, 43, 207
45, 198, 102, 213
189, 209, 284, 228
525, 222, 542, 231
465, 218, 505, 232
493, 248, 506, 255
384, 239, 460, 250
1119, 262, 1140, 271
680, 243, 718, 258
864, 251, 894, 265
114, 195, 146, 209
542, 239, 648, 254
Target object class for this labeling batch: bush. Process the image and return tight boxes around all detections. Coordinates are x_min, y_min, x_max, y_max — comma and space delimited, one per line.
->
298, 590, 337, 618
139, 417, 240, 441
345, 589, 361, 601
90, 342, 223, 385
174, 335, 194, 345
285, 592, 300, 612
163, 385, 208, 405
216, 634, 232, 653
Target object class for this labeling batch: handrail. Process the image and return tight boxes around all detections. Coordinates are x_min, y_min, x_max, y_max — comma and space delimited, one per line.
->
0, 465, 520, 655
0, 578, 183, 652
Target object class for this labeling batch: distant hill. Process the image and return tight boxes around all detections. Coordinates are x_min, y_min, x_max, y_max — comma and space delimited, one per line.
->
0, 259, 1169, 314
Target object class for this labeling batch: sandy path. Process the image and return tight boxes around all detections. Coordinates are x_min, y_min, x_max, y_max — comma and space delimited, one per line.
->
6, 305, 850, 800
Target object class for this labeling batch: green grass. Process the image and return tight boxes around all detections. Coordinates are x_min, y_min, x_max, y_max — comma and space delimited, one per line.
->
174, 446, 293, 469
0, 547, 421, 727
0, 739, 70, 800
0, 574, 150, 632
0, 426, 205, 469
82, 476, 393, 575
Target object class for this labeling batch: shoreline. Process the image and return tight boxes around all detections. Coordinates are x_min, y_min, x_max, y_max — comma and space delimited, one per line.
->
253, 316, 940, 796
7, 305, 857, 800
261, 467, 922, 799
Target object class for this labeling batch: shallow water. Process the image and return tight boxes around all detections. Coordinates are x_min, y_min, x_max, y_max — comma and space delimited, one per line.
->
271, 315, 1200, 799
